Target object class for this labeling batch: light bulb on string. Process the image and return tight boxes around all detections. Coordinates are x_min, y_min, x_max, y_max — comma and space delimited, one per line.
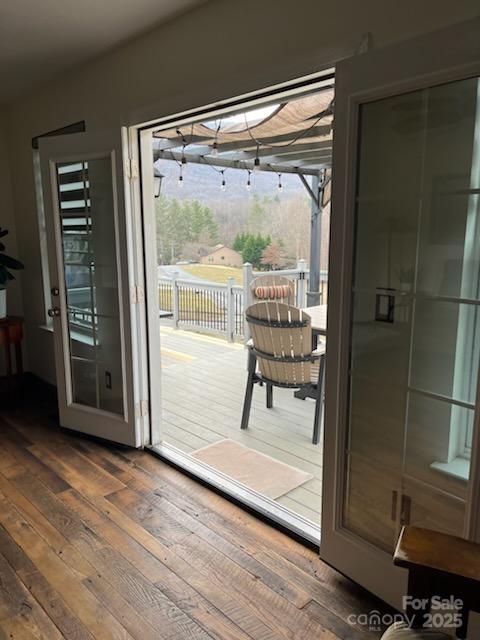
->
253, 145, 260, 172
177, 166, 184, 188
220, 171, 226, 191
277, 173, 283, 191
246, 170, 252, 191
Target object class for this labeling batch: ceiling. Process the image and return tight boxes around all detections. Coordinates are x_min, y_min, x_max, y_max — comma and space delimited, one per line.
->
0, 0, 204, 104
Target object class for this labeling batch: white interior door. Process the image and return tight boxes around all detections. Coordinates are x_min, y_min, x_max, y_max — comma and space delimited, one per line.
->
321, 18, 480, 609
39, 130, 145, 447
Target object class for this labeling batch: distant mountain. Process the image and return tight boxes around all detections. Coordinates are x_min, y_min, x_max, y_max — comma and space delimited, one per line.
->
154, 158, 309, 204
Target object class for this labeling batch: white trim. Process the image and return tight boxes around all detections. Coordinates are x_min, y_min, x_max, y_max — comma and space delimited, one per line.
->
38, 132, 141, 447
431, 458, 469, 482
149, 442, 320, 545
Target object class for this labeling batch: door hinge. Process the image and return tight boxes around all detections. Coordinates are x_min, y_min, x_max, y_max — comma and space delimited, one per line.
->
131, 285, 145, 304
126, 158, 139, 180
136, 400, 149, 418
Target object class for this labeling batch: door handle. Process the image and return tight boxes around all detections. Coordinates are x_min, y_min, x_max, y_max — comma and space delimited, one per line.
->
400, 494, 411, 525
51, 287, 59, 296
48, 307, 61, 317
391, 490, 398, 522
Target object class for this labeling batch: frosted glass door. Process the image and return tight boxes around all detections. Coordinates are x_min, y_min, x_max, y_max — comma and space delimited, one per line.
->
343, 76, 480, 551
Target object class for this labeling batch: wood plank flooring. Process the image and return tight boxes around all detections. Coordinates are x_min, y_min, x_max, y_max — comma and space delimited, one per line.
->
0, 394, 390, 639
159, 326, 323, 524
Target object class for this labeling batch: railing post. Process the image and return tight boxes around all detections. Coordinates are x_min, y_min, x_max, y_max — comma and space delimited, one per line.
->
243, 262, 253, 342
171, 271, 180, 329
296, 258, 307, 307
226, 277, 235, 342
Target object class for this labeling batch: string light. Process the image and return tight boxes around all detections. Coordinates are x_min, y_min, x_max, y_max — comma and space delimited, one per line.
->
246, 170, 252, 191
220, 170, 226, 191
211, 118, 222, 157
177, 165, 184, 188
253, 145, 260, 172
277, 173, 283, 191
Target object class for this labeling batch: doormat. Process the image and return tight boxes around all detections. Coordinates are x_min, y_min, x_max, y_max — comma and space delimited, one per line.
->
191, 439, 313, 499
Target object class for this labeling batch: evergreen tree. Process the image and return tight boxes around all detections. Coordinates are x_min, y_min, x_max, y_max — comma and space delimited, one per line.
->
155, 196, 219, 264
241, 233, 272, 269
233, 232, 247, 252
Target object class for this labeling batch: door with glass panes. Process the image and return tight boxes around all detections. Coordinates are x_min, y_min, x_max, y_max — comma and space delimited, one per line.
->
39, 130, 146, 447
321, 19, 480, 608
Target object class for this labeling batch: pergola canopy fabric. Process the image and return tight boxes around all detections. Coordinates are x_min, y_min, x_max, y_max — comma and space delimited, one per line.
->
153, 86, 334, 176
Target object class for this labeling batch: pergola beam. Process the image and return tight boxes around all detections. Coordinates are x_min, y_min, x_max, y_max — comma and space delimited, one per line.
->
267, 150, 332, 165
155, 150, 322, 176
218, 140, 332, 161
153, 123, 331, 153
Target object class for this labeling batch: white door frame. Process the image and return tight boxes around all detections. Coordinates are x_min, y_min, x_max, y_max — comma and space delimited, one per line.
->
39, 129, 149, 447
321, 17, 480, 609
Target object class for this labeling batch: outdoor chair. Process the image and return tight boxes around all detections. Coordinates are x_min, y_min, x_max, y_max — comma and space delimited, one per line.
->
250, 274, 296, 305
241, 301, 325, 445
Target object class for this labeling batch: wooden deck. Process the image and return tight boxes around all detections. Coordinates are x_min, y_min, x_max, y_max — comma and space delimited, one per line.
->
0, 396, 388, 640
159, 325, 323, 525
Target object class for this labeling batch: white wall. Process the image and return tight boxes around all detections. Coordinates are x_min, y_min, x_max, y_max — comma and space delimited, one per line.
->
4, 0, 480, 382
0, 110, 23, 375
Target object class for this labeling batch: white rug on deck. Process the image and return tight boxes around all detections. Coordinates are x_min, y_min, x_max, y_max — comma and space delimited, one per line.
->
191, 439, 313, 499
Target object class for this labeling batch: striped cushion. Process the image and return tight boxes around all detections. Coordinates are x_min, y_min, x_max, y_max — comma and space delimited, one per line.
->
254, 284, 291, 300
381, 622, 453, 639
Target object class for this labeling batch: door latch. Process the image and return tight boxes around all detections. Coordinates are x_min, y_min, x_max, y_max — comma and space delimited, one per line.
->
47, 307, 60, 317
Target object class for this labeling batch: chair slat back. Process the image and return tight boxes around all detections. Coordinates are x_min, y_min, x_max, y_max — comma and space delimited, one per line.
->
246, 302, 312, 386
250, 275, 295, 305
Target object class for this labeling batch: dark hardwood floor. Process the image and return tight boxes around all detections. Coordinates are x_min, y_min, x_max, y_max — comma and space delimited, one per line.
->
0, 391, 389, 639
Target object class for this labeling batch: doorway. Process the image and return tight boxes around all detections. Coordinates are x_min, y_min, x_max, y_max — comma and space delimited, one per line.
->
139, 72, 334, 542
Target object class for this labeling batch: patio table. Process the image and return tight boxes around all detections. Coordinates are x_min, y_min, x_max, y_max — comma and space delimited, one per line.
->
294, 304, 327, 401
301, 304, 327, 336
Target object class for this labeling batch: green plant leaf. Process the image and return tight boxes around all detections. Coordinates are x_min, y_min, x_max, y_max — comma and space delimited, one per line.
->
0, 254, 24, 270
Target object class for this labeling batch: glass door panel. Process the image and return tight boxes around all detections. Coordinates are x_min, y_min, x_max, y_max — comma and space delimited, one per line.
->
401, 478, 466, 538
56, 159, 124, 416
343, 75, 480, 553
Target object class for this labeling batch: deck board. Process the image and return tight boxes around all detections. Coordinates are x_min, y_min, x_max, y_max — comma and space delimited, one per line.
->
159, 326, 323, 525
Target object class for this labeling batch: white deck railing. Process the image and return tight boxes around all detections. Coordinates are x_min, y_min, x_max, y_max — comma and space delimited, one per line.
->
159, 260, 328, 342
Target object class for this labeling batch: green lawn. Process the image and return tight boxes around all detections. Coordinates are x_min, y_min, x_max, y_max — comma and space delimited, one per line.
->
182, 264, 244, 285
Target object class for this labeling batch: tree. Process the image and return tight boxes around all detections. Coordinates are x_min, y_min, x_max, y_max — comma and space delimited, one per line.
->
233, 232, 247, 252
261, 242, 287, 270
247, 194, 267, 232
241, 233, 271, 269
155, 196, 219, 264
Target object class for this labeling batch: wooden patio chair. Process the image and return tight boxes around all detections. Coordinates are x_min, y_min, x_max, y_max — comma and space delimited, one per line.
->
250, 274, 296, 305
240, 301, 325, 445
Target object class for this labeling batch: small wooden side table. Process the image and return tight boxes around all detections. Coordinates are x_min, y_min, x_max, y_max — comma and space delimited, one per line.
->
0, 316, 24, 380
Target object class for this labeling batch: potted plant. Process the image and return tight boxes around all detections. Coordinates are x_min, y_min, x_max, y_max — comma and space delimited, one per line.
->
0, 227, 24, 319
